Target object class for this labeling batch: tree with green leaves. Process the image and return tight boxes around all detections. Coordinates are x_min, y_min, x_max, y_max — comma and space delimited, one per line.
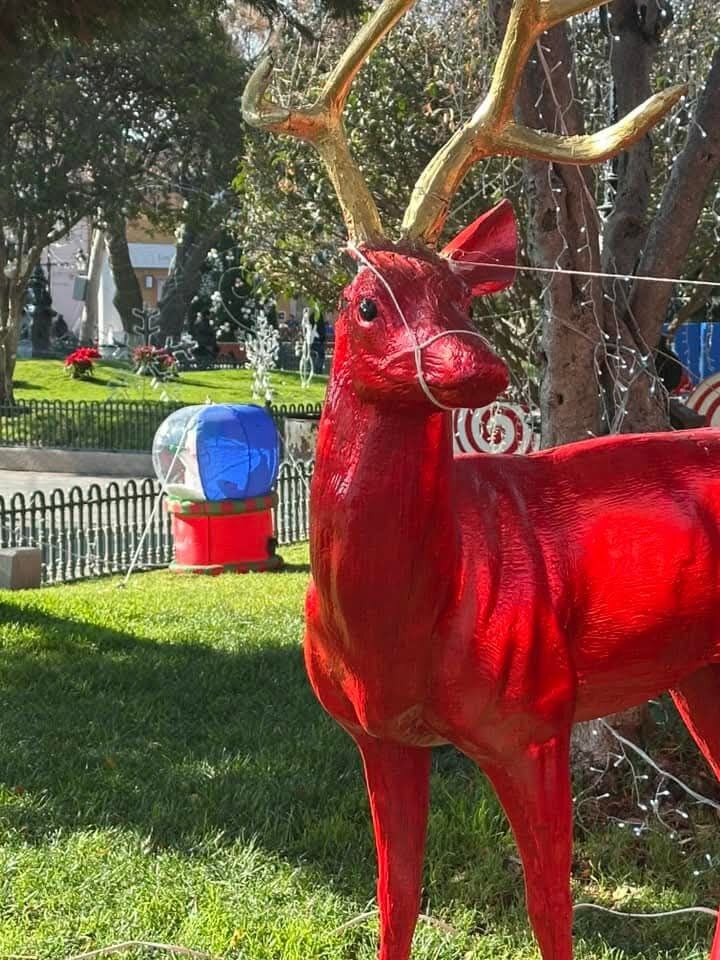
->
101, 11, 249, 341
0, 0, 319, 50
0, 5, 244, 403
0, 0, 173, 46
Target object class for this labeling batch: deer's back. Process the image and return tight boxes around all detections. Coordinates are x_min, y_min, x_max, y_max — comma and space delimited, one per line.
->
450, 429, 720, 728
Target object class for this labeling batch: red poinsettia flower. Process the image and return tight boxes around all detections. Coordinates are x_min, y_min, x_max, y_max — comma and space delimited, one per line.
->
65, 347, 101, 378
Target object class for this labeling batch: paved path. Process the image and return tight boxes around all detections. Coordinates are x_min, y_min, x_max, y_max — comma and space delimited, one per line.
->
0, 471, 146, 499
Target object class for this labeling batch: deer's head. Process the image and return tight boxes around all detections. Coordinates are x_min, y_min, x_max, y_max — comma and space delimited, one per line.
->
335, 202, 516, 410
243, 0, 684, 412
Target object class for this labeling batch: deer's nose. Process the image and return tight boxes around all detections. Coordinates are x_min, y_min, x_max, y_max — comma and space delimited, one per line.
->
418, 330, 509, 407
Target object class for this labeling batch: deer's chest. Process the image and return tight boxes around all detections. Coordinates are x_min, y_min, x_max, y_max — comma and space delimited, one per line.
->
305, 551, 452, 745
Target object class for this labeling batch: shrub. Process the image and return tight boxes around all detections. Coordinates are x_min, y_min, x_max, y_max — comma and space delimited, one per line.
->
64, 347, 100, 379
132, 345, 178, 380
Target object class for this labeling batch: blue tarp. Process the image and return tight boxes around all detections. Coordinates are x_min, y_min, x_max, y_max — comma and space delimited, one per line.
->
195, 404, 280, 500
672, 322, 720, 384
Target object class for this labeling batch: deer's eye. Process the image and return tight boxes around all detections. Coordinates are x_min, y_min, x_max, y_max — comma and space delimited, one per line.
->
359, 298, 378, 322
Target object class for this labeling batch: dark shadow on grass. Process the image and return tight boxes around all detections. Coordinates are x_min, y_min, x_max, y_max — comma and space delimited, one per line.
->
278, 561, 311, 574
0, 602, 506, 902
171, 378, 228, 389
0, 601, 715, 956
11, 380, 41, 391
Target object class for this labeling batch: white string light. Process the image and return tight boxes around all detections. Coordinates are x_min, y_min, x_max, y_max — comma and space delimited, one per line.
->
600, 719, 720, 813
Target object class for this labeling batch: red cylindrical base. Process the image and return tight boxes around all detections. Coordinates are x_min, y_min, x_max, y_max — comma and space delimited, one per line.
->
168, 493, 282, 574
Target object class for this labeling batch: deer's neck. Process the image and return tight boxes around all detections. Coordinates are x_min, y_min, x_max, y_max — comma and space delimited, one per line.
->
310, 365, 457, 640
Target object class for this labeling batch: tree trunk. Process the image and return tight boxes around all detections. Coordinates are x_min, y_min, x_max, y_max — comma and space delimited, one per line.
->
598, 0, 670, 434
0, 338, 15, 404
0, 282, 25, 406
600, 0, 664, 280
79, 227, 105, 342
158, 226, 222, 342
496, 9, 606, 446
105, 214, 143, 334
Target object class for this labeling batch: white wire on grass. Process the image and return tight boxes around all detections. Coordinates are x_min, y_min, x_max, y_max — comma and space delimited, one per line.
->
573, 903, 718, 920
329, 903, 718, 940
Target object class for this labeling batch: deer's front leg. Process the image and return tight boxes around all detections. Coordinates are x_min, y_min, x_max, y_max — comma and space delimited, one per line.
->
481, 732, 573, 960
353, 733, 432, 960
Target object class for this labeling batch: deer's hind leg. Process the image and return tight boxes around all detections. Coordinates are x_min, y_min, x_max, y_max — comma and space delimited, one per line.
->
481, 731, 573, 960
670, 664, 720, 959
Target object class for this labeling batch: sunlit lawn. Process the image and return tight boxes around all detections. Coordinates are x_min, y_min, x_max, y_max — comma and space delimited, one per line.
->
12, 359, 327, 407
0, 544, 718, 959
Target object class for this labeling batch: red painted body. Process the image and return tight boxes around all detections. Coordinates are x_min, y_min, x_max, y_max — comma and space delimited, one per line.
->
304, 204, 720, 959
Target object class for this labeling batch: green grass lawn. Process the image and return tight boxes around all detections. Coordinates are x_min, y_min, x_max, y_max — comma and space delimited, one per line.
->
13, 359, 327, 407
0, 547, 718, 959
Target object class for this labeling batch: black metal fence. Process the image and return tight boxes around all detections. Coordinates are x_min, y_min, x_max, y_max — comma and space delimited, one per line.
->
0, 399, 323, 453
0, 478, 171, 584
0, 461, 313, 585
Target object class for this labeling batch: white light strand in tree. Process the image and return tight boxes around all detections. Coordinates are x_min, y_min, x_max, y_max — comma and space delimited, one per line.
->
246, 311, 280, 403
196, 244, 276, 346
298, 306, 317, 389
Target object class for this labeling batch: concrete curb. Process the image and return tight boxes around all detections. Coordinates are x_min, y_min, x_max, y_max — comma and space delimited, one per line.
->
0, 447, 153, 477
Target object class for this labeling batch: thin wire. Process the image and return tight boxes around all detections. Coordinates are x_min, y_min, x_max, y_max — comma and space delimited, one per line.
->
448, 256, 720, 290
573, 903, 718, 920
600, 720, 720, 812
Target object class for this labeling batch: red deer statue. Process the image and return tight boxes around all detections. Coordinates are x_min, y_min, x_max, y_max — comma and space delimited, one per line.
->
243, 2, 720, 957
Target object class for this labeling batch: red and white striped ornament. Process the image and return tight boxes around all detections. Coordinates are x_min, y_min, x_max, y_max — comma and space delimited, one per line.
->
453, 402, 538, 456
686, 373, 720, 427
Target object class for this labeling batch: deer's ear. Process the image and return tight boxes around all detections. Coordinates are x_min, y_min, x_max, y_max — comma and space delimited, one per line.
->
441, 199, 517, 296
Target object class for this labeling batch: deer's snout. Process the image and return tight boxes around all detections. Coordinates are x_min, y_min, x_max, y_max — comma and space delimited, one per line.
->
419, 328, 509, 408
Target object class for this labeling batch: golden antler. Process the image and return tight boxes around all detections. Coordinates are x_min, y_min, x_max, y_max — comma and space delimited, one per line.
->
242, 0, 417, 244
402, 0, 687, 246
